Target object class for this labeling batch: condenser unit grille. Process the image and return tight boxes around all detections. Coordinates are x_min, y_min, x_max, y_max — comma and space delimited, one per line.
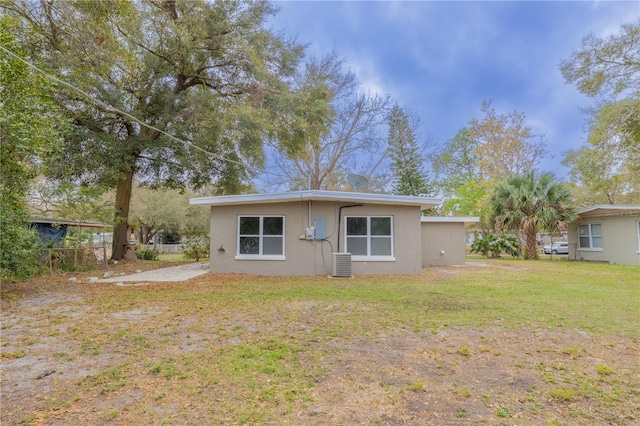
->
332, 253, 352, 277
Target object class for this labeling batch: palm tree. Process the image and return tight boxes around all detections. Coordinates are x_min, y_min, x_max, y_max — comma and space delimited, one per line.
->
489, 172, 576, 259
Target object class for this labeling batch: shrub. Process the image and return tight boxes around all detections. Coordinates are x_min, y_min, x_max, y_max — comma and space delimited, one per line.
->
182, 234, 209, 262
159, 228, 181, 244
136, 246, 159, 261
0, 211, 43, 280
471, 234, 520, 258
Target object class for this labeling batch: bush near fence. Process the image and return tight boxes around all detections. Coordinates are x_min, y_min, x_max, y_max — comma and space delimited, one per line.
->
42, 247, 107, 273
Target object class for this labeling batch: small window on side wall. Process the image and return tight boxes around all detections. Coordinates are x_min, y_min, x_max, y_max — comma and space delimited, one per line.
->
238, 216, 284, 258
578, 223, 602, 249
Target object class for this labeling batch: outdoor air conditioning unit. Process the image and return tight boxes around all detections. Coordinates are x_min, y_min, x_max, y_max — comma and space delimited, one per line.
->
332, 252, 352, 277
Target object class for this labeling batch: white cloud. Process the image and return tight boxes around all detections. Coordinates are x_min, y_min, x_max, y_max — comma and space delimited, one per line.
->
270, 0, 639, 177
347, 55, 390, 96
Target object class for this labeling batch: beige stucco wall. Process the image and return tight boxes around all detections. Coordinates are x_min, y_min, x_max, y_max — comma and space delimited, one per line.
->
208, 201, 423, 276
568, 215, 640, 265
421, 222, 466, 266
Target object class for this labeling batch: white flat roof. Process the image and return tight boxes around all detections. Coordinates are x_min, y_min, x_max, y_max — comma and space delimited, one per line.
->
421, 216, 480, 223
577, 205, 640, 216
190, 190, 441, 210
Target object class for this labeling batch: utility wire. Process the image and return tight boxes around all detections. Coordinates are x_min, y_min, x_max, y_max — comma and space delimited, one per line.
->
0, 44, 248, 170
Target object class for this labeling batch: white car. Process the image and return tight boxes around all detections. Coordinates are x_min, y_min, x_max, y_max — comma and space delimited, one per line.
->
543, 242, 569, 255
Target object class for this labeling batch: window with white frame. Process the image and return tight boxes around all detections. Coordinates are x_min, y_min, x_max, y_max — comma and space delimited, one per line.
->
237, 216, 284, 258
578, 223, 602, 249
345, 216, 393, 258
637, 221, 640, 252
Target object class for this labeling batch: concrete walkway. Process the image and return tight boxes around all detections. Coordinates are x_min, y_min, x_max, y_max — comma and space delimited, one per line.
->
99, 262, 209, 282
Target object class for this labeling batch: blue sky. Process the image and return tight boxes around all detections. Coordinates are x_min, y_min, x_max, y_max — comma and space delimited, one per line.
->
269, 1, 640, 179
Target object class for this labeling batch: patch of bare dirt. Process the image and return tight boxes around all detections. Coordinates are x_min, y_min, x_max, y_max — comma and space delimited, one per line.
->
1, 263, 638, 425
298, 329, 638, 425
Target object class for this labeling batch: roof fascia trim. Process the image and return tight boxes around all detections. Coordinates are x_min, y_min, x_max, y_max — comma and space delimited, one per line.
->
421, 216, 480, 223
190, 190, 442, 209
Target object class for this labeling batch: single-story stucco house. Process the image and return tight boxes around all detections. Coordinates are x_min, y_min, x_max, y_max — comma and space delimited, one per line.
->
190, 190, 478, 276
567, 205, 640, 265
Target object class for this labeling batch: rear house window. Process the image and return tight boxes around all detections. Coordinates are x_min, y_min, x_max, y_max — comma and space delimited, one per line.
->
237, 216, 284, 258
345, 216, 393, 258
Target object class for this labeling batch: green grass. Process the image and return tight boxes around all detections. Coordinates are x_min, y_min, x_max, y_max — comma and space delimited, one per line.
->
157, 253, 186, 262
410, 381, 424, 391
597, 364, 615, 375
78, 362, 130, 394
89, 260, 637, 420
497, 405, 513, 418
157, 253, 209, 262
550, 387, 576, 401
457, 346, 472, 356
3, 258, 638, 425
2, 349, 26, 359
454, 387, 472, 397
104, 258, 639, 338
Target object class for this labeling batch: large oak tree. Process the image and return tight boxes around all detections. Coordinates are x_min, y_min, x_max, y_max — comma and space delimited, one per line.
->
5, 0, 310, 259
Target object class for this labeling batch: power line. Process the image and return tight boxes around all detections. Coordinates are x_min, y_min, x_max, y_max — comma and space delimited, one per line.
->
0, 44, 248, 170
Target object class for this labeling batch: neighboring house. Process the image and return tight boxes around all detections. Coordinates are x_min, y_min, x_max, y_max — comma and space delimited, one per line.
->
567, 205, 640, 265
30, 216, 110, 245
191, 190, 482, 276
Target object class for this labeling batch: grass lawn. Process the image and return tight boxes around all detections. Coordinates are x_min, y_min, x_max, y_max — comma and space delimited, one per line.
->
1, 258, 638, 425
157, 253, 206, 262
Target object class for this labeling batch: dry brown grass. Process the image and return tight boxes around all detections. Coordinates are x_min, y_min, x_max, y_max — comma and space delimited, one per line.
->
1, 259, 638, 425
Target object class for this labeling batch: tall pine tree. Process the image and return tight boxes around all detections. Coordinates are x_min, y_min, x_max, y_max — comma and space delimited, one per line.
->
387, 105, 433, 196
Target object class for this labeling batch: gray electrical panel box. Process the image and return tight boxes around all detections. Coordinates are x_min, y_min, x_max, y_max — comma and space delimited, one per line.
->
314, 218, 326, 239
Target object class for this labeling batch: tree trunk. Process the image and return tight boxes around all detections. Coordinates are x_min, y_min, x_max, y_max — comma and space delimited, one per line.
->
524, 228, 539, 260
112, 166, 136, 261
